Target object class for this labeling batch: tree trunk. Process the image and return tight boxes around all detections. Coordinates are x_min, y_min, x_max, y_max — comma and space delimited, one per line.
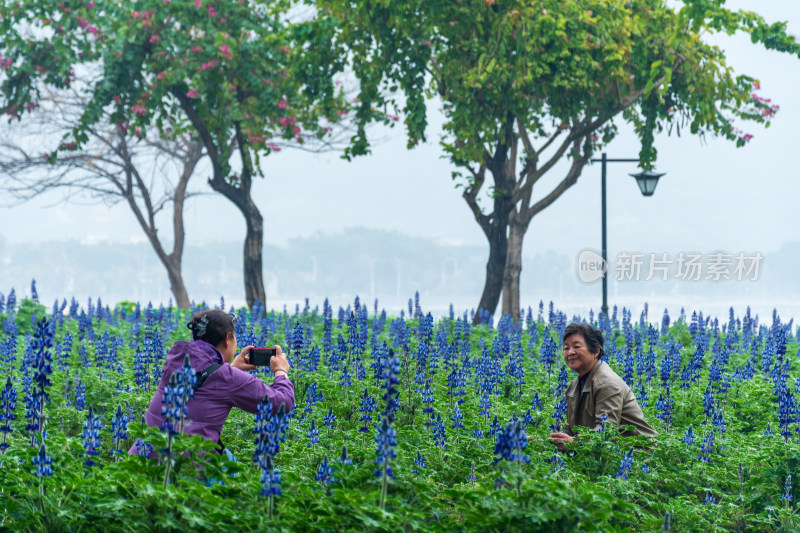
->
207, 177, 267, 309
163, 258, 191, 309
475, 221, 508, 323
242, 202, 267, 308
501, 213, 529, 323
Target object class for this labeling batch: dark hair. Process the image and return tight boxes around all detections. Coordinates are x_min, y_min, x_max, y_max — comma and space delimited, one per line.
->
187, 310, 235, 347
562, 322, 604, 358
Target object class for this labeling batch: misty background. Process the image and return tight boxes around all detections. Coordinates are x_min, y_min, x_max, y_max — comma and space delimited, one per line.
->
1, 0, 799, 322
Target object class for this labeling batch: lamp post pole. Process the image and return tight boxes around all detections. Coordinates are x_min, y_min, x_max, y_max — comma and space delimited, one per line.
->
593, 153, 644, 319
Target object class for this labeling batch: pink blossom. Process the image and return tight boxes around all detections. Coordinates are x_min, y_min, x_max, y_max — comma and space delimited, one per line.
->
742, 133, 754, 142
336, 109, 347, 117
191, 46, 202, 53
24, 102, 37, 110
279, 117, 289, 127
194, 0, 202, 6
422, 40, 431, 47
131, 104, 147, 116
135, 127, 142, 137
277, 99, 287, 109
199, 60, 218, 72
149, 34, 160, 44
219, 44, 231, 59
186, 89, 199, 98
293, 126, 301, 136
87, 26, 98, 35
42, 152, 50, 159
133, 11, 141, 18
156, 72, 166, 79
77, 16, 89, 29
87, 1, 95, 8
266, 142, 281, 152
1, 58, 13, 70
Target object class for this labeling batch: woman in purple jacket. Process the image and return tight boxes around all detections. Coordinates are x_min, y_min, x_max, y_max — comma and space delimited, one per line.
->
131, 309, 294, 457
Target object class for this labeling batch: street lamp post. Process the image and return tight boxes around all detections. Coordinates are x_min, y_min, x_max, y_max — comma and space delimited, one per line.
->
591, 152, 665, 319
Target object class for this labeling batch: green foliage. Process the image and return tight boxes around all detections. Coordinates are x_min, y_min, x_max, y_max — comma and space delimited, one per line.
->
1, 303, 799, 531
13, 299, 48, 334
0, 0, 359, 181
318, 0, 800, 171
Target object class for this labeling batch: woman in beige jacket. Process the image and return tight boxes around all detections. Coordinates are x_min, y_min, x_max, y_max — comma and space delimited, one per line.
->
550, 322, 657, 447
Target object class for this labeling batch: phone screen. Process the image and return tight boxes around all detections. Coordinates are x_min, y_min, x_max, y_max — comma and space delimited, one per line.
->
249, 347, 276, 366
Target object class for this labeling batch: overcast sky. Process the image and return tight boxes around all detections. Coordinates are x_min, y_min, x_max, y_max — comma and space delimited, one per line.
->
1, 1, 799, 319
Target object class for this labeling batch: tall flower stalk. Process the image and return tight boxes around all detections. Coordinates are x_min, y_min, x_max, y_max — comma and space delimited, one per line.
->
160, 355, 196, 488
254, 399, 289, 519
0, 376, 16, 454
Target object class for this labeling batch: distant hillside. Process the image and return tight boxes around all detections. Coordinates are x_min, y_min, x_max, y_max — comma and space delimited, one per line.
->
0, 229, 797, 320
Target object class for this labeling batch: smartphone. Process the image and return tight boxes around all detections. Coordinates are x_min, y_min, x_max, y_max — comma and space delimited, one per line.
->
248, 347, 276, 366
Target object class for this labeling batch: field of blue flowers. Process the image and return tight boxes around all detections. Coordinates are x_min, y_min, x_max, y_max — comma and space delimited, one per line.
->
0, 282, 798, 532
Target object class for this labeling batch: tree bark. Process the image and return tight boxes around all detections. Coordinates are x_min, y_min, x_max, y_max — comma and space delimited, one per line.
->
118, 134, 202, 310
475, 218, 508, 323
500, 212, 529, 323
175, 91, 267, 309
206, 176, 267, 309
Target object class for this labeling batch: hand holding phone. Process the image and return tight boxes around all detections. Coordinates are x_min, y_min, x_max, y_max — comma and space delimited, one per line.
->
248, 347, 277, 366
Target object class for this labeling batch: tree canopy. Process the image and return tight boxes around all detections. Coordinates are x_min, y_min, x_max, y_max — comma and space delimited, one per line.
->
317, 0, 800, 321
0, 0, 369, 306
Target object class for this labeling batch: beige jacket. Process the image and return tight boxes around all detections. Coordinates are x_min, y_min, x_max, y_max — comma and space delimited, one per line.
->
564, 360, 657, 437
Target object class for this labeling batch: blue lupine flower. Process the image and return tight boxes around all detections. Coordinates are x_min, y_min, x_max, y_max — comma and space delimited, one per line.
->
432, 412, 447, 449
451, 404, 463, 430
764, 423, 774, 436
468, 462, 477, 484
412, 450, 425, 475
338, 445, 353, 466
307, 420, 319, 448
479, 394, 492, 418
641, 464, 651, 473
111, 405, 129, 458
375, 416, 397, 479
683, 424, 695, 445
324, 406, 337, 428
261, 455, 282, 497
32, 442, 52, 479
134, 437, 153, 457
253, 400, 290, 468
488, 415, 501, 437
82, 405, 102, 467
316, 454, 335, 485
699, 430, 715, 463
615, 449, 634, 480
0, 376, 17, 454
704, 491, 716, 504
378, 349, 401, 423
73, 377, 86, 411
550, 450, 566, 475
494, 419, 529, 465
781, 475, 792, 502
598, 412, 608, 433
530, 392, 542, 411
359, 387, 377, 434
550, 397, 567, 432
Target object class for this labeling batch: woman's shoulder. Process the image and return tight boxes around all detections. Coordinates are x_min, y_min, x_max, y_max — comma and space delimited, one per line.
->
592, 360, 628, 389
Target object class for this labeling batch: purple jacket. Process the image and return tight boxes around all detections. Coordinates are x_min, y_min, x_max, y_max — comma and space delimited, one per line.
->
129, 340, 294, 455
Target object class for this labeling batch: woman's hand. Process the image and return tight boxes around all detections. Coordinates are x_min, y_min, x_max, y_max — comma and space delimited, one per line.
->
231, 345, 257, 372
270, 345, 290, 376
549, 432, 574, 451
